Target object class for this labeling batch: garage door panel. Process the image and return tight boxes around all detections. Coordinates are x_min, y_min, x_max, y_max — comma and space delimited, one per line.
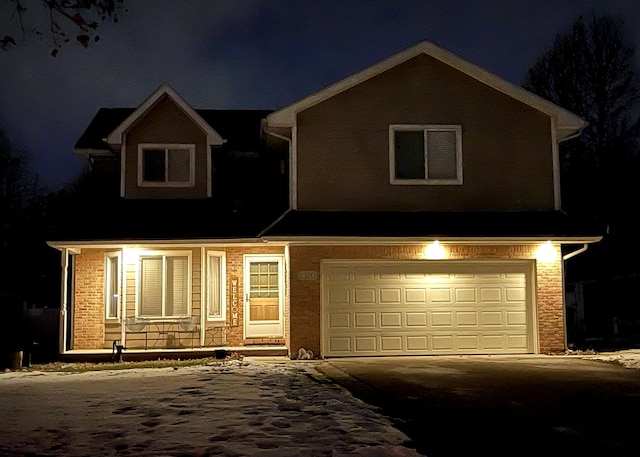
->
480, 311, 503, 326
328, 288, 351, 305
323, 262, 533, 356
480, 288, 502, 301
355, 336, 377, 352
381, 336, 403, 351
506, 287, 526, 302
381, 312, 402, 327
405, 288, 427, 303
355, 312, 376, 327
431, 311, 453, 326
456, 311, 478, 326
406, 335, 428, 350
329, 313, 351, 328
507, 311, 527, 325
328, 337, 351, 352
354, 288, 376, 304
455, 288, 477, 302
430, 288, 452, 303
380, 288, 402, 303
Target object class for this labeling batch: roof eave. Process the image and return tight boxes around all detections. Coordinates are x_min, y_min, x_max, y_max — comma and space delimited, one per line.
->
267, 40, 586, 131
106, 84, 226, 146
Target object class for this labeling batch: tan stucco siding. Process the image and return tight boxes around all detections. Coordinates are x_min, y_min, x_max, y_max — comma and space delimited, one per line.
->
296, 54, 554, 210
124, 96, 209, 199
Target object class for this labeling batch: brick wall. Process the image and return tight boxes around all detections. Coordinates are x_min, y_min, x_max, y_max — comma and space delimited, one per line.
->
288, 244, 564, 357
73, 249, 105, 349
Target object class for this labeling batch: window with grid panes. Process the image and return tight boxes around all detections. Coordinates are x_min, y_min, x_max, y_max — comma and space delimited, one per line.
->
249, 262, 279, 298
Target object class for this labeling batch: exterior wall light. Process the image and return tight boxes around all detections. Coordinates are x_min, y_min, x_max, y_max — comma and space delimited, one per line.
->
425, 240, 446, 260
536, 240, 557, 262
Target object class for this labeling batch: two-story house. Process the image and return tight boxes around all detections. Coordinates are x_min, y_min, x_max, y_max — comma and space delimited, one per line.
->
47, 41, 603, 360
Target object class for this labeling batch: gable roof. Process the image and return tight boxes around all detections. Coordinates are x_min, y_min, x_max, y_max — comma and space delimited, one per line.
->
266, 40, 585, 141
74, 107, 273, 154
105, 84, 225, 146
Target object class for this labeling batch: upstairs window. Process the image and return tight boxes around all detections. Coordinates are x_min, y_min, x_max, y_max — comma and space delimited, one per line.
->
389, 125, 462, 185
138, 144, 195, 187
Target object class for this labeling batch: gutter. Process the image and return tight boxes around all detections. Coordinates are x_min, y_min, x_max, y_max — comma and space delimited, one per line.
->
562, 243, 589, 261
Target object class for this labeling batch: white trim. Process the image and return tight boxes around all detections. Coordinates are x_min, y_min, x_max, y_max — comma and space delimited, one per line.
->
291, 123, 298, 209
243, 254, 285, 338
259, 236, 603, 245
107, 84, 224, 146
206, 251, 227, 322
389, 124, 463, 185
120, 142, 126, 197
104, 251, 122, 321
59, 248, 69, 354
267, 41, 585, 140
320, 259, 538, 356
48, 240, 276, 250
137, 143, 196, 188
550, 118, 561, 210
134, 249, 193, 319
73, 148, 113, 158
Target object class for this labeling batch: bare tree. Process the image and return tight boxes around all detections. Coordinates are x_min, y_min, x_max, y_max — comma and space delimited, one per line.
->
1, 0, 126, 56
523, 12, 640, 220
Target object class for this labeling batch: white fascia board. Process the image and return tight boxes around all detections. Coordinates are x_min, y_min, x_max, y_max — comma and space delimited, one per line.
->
46, 239, 285, 251
259, 236, 603, 245
106, 84, 225, 146
73, 148, 113, 158
267, 40, 585, 134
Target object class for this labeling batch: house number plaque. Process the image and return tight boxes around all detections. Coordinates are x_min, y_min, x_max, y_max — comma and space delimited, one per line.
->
297, 271, 318, 281
230, 276, 239, 327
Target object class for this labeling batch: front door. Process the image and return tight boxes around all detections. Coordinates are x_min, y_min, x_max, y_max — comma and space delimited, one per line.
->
244, 255, 284, 338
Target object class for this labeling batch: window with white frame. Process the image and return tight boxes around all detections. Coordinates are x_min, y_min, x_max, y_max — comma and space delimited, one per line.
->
207, 252, 226, 321
389, 125, 462, 185
105, 252, 121, 320
138, 144, 195, 187
138, 251, 191, 318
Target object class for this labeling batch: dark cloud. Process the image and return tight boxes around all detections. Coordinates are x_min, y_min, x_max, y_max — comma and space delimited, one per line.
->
1, 0, 638, 190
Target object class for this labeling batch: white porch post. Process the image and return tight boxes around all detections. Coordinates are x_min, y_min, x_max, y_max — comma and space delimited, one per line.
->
58, 248, 69, 354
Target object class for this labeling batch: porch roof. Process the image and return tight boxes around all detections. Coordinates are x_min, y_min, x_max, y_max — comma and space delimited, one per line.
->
260, 210, 605, 242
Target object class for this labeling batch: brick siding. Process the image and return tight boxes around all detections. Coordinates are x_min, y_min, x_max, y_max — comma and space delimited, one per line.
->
288, 244, 564, 357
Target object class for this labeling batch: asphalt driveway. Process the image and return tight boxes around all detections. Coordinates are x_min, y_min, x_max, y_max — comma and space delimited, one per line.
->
315, 355, 640, 457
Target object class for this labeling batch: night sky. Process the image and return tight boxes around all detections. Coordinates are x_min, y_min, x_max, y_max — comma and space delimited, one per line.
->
1, 0, 639, 191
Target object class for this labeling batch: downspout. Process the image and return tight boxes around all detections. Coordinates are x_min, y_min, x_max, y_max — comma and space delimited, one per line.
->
561, 243, 589, 350
262, 119, 294, 210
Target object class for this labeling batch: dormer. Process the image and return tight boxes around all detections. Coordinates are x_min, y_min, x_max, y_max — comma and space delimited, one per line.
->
108, 85, 224, 199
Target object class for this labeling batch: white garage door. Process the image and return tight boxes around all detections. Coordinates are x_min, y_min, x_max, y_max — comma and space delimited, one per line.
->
322, 261, 534, 356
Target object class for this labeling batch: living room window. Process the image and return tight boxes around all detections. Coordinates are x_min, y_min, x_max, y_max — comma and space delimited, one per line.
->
105, 252, 121, 320
389, 125, 462, 185
138, 144, 195, 187
138, 251, 191, 318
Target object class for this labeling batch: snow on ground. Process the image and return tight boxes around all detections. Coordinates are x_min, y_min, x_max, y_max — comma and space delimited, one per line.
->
579, 349, 640, 370
0, 358, 423, 457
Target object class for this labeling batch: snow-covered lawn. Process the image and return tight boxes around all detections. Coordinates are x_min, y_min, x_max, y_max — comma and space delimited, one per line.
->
0, 358, 422, 457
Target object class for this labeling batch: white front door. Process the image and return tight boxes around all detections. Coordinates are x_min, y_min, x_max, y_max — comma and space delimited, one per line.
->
244, 255, 284, 338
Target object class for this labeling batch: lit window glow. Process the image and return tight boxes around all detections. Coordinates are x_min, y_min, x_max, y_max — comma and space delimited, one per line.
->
424, 240, 446, 260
